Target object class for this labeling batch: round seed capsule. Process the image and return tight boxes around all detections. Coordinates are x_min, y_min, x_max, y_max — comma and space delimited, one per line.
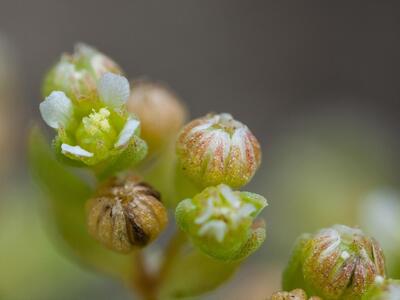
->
86, 175, 168, 253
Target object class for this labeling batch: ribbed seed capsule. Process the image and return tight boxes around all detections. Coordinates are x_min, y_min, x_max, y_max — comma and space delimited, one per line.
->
86, 175, 168, 253
283, 225, 386, 300
176, 113, 261, 188
271, 289, 321, 300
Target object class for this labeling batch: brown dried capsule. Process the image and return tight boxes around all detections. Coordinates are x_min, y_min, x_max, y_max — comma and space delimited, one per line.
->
86, 175, 168, 253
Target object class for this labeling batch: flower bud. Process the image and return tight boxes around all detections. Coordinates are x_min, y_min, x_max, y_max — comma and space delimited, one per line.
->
176, 113, 261, 188
43, 43, 122, 101
40, 71, 147, 170
271, 289, 321, 300
127, 80, 186, 154
175, 184, 267, 261
283, 225, 386, 300
362, 278, 400, 300
86, 175, 168, 253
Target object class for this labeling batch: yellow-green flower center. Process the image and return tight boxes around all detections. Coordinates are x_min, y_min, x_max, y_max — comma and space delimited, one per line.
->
75, 107, 117, 160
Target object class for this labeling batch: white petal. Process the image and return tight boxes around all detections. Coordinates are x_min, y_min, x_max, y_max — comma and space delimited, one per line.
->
198, 220, 227, 242
98, 73, 130, 108
61, 144, 93, 157
114, 118, 140, 148
195, 198, 214, 224
220, 184, 241, 208
39, 91, 73, 129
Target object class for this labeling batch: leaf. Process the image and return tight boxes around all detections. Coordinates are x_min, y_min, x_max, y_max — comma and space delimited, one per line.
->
28, 126, 136, 281
159, 248, 239, 299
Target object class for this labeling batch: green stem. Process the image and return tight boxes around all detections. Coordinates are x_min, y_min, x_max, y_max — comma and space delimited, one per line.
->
132, 231, 187, 300
157, 230, 187, 284
132, 251, 157, 300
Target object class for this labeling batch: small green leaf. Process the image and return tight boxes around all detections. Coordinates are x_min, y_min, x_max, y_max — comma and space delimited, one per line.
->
159, 248, 239, 299
28, 126, 136, 281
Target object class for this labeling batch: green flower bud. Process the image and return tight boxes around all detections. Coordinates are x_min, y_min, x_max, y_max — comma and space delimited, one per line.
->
283, 225, 386, 300
362, 278, 400, 300
127, 80, 187, 155
42, 43, 122, 101
86, 175, 168, 253
176, 113, 261, 188
271, 289, 321, 300
40, 72, 147, 169
175, 184, 267, 261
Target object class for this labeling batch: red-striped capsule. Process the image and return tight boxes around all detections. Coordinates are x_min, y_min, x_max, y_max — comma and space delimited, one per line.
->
176, 113, 261, 188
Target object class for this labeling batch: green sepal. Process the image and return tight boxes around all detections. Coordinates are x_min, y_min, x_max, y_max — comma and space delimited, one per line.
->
231, 224, 266, 261
159, 248, 239, 299
282, 234, 312, 293
28, 125, 136, 281
95, 135, 148, 180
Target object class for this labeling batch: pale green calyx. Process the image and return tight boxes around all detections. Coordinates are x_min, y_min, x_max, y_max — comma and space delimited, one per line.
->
175, 184, 267, 261
39, 72, 147, 171
362, 279, 400, 300
283, 225, 386, 300
42, 43, 122, 101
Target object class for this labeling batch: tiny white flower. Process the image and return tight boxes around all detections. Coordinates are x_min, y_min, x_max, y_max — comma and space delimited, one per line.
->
114, 118, 140, 148
39, 91, 73, 129
98, 73, 130, 108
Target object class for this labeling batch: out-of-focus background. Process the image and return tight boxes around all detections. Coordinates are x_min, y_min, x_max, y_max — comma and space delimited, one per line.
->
1, 1, 400, 299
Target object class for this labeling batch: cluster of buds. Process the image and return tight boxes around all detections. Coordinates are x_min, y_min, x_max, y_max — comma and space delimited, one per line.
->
175, 184, 267, 261
174, 112, 266, 261
86, 175, 167, 253
270, 289, 321, 300
39, 45, 147, 174
283, 224, 386, 300
38, 44, 268, 294
362, 279, 400, 300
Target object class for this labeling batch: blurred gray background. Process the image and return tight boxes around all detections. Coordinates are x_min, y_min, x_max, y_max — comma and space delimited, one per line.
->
1, 1, 400, 299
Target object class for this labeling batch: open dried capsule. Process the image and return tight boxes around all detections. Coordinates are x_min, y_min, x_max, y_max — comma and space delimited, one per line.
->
86, 175, 168, 253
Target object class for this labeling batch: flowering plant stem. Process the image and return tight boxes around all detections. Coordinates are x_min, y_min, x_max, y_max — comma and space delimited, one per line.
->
132, 231, 187, 300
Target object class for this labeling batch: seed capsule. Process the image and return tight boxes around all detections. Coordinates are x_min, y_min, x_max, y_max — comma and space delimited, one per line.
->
283, 225, 386, 300
86, 175, 168, 253
127, 80, 186, 154
176, 113, 261, 188
271, 289, 321, 300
